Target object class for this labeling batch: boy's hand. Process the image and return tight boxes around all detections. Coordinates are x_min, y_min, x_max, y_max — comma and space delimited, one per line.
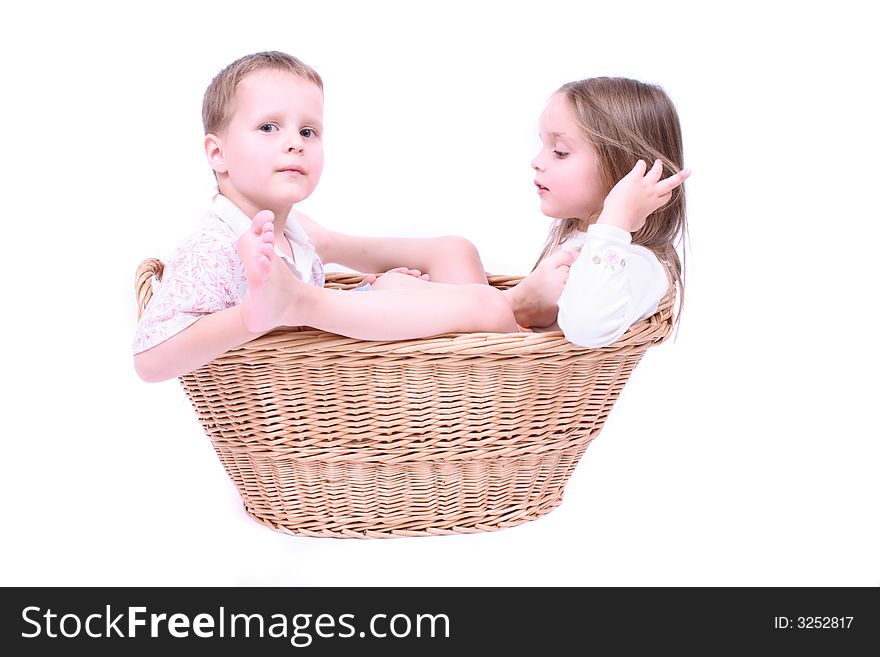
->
598, 159, 691, 233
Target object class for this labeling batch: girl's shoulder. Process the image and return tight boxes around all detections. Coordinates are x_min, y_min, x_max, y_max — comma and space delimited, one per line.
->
560, 226, 656, 256
560, 226, 667, 284
572, 225, 663, 258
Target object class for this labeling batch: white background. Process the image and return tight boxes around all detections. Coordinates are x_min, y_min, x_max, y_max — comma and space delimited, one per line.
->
1, 0, 877, 586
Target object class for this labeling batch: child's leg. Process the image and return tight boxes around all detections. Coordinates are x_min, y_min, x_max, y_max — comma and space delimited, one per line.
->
371, 272, 536, 335
305, 284, 516, 338
237, 211, 313, 334
239, 214, 517, 338
346, 236, 489, 285
370, 271, 435, 291
421, 237, 489, 285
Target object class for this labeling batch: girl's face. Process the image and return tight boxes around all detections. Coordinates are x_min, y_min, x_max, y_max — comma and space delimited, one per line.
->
532, 93, 606, 223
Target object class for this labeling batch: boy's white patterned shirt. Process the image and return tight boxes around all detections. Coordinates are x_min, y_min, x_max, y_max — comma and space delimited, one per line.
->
133, 195, 324, 354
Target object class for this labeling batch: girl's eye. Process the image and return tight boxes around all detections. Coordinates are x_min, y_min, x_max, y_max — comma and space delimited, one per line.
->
259, 123, 278, 133
553, 150, 569, 158
300, 127, 317, 139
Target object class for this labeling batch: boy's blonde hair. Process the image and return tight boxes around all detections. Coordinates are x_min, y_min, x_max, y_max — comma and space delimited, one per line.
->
536, 77, 688, 323
202, 51, 323, 136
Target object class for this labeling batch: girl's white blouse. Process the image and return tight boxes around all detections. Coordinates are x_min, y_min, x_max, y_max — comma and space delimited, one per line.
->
556, 223, 669, 348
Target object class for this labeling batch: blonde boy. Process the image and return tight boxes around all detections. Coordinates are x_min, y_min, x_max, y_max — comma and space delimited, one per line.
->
134, 51, 515, 382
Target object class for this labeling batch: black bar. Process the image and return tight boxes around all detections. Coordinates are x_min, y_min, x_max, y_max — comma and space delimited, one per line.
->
2, 587, 877, 654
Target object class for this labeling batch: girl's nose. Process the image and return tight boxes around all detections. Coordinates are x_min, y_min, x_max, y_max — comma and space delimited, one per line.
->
531, 155, 544, 172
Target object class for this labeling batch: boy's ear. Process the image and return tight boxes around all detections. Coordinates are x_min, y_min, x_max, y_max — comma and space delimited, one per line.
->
204, 134, 227, 173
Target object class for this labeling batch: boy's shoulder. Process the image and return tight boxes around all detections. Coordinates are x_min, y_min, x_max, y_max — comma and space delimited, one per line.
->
175, 212, 238, 254
165, 211, 241, 272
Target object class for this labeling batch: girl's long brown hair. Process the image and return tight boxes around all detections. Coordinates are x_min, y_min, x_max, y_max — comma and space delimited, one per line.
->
536, 77, 688, 324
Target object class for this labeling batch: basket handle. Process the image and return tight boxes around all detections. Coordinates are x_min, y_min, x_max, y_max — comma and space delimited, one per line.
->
650, 287, 677, 345
135, 258, 164, 319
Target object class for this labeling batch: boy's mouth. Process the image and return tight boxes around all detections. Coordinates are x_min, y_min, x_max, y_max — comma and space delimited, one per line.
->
280, 165, 306, 175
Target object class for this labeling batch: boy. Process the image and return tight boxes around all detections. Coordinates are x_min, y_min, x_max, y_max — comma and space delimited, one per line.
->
134, 51, 516, 382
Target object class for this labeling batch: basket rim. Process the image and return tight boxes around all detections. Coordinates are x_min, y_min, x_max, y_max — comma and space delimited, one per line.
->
232, 311, 670, 357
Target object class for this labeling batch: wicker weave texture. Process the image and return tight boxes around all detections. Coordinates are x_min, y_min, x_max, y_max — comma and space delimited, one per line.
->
135, 259, 672, 538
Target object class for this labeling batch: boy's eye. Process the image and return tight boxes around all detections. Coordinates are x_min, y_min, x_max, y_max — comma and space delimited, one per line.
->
300, 127, 317, 139
259, 123, 278, 133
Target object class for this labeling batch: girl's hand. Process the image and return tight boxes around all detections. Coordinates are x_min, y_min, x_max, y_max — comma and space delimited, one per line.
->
506, 249, 579, 328
598, 159, 691, 233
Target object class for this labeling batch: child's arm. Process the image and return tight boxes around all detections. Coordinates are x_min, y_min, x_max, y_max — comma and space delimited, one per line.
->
133, 220, 267, 383
502, 249, 579, 329
557, 160, 689, 347
595, 159, 690, 233
556, 224, 668, 347
294, 212, 488, 284
134, 306, 264, 382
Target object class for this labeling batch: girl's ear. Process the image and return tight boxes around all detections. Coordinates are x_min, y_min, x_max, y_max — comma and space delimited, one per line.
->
204, 134, 227, 174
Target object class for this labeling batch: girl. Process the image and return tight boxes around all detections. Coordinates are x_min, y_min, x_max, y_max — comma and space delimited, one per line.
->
504, 77, 690, 346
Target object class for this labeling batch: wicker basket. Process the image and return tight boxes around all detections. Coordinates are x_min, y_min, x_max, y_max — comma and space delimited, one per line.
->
135, 259, 673, 538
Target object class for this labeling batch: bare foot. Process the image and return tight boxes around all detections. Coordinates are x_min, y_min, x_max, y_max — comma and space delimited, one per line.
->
237, 210, 309, 332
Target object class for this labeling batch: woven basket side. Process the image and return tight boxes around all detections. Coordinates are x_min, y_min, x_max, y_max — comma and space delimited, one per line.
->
135, 258, 673, 538
178, 345, 646, 462
211, 445, 587, 538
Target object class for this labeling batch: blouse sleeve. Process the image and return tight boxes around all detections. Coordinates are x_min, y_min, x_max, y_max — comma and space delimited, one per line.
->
132, 223, 246, 355
556, 223, 668, 348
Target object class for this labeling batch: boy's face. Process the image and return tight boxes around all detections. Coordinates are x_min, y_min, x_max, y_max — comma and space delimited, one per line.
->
207, 69, 324, 219
531, 93, 605, 223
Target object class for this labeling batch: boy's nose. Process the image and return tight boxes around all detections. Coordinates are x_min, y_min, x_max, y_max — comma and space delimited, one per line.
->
286, 135, 305, 153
